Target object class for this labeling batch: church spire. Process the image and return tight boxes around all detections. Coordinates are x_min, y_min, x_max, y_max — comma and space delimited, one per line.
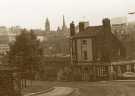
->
62, 15, 67, 32
62, 15, 66, 28
45, 18, 50, 32
57, 26, 61, 32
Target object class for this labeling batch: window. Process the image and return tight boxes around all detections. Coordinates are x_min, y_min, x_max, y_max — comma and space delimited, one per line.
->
80, 39, 88, 60
83, 50, 88, 60
81, 39, 87, 45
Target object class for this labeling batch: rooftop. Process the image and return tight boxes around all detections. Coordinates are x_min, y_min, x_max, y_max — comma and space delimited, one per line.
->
72, 26, 102, 39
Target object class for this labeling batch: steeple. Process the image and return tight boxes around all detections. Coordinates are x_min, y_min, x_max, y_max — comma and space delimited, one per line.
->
62, 15, 67, 32
45, 18, 50, 32
63, 15, 66, 28
57, 26, 61, 32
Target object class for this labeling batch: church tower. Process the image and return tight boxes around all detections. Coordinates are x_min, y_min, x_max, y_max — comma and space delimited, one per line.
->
45, 18, 50, 32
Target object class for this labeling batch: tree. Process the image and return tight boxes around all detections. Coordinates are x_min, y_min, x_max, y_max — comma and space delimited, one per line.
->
8, 29, 44, 80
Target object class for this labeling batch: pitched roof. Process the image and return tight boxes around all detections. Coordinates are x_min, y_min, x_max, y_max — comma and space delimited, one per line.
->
72, 26, 102, 39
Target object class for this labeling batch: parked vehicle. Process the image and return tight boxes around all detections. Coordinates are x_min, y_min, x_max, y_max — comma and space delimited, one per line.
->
122, 72, 135, 79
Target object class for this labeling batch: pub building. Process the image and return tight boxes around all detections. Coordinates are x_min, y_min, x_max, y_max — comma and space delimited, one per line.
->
69, 18, 130, 81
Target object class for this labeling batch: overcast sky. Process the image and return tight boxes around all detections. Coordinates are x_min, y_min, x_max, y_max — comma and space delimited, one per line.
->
0, 0, 134, 30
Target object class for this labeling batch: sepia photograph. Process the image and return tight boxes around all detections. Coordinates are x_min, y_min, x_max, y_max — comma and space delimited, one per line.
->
0, 0, 135, 96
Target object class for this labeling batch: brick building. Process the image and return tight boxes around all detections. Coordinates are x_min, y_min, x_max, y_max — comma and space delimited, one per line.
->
70, 18, 126, 64
69, 18, 126, 81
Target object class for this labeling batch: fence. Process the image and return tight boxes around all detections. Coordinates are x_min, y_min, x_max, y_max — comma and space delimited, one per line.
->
70, 60, 135, 81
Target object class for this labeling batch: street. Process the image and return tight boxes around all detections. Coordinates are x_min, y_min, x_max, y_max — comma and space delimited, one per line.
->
25, 87, 78, 96
23, 81, 135, 96
36, 87, 76, 96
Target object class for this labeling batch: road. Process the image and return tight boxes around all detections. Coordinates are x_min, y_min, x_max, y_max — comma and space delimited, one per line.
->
24, 81, 135, 96
26, 87, 79, 96
78, 81, 135, 96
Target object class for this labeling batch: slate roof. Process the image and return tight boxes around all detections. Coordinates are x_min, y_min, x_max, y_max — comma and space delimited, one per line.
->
72, 26, 103, 39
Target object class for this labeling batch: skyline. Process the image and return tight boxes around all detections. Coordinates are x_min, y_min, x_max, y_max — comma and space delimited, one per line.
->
0, 0, 135, 30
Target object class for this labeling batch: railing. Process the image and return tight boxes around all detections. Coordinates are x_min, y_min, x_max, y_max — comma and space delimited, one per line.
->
70, 60, 135, 81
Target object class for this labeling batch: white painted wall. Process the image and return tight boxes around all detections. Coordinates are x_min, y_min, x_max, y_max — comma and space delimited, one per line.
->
77, 39, 81, 61
76, 38, 93, 62
87, 38, 93, 61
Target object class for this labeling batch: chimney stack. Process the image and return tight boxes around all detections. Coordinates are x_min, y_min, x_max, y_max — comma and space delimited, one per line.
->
70, 21, 75, 37
79, 22, 85, 32
102, 18, 111, 34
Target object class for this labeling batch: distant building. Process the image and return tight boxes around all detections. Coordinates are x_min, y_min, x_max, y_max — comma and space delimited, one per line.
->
32, 29, 45, 42
42, 31, 70, 57
111, 17, 128, 40
70, 18, 126, 65
122, 21, 135, 58
56, 15, 69, 37
0, 16, 70, 57
0, 35, 9, 56
8, 26, 22, 42
0, 26, 22, 56
127, 21, 135, 34
0, 26, 8, 36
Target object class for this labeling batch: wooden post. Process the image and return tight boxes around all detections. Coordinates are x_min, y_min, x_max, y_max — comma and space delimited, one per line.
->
93, 65, 96, 81
117, 65, 122, 79
134, 64, 135, 72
